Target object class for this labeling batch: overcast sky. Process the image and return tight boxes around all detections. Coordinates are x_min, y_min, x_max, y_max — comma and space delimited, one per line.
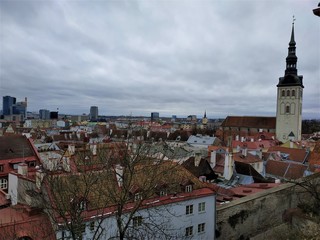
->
0, 0, 319, 119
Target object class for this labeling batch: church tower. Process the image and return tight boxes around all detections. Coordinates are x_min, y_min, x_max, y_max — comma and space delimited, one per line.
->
276, 21, 304, 142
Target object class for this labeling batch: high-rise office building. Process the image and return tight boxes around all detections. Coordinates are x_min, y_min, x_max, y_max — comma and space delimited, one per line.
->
151, 112, 159, 122
50, 111, 59, 119
39, 109, 51, 120
90, 106, 99, 121
3, 96, 16, 115
2, 96, 27, 119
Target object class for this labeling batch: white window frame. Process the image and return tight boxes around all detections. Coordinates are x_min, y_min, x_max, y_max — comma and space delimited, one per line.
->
186, 204, 193, 215
132, 216, 143, 227
198, 202, 205, 213
185, 226, 193, 237
198, 223, 205, 233
185, 185, 193, 192
0, 178, 8, 189
134, 193, 142, 201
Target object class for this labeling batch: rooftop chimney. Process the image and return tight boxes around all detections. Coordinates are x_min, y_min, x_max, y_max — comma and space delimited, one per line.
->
210, 150, 216, 168
194, 153, 201, 167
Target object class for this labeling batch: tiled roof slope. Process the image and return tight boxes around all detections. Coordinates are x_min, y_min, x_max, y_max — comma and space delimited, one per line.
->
221, 116, 276, 129
266, 159, 307, 180
268, 146, 309, 163
0, 135, 35, 160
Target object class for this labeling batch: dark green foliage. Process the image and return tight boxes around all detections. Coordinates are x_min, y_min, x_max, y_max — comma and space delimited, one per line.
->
302, 119, 320, 134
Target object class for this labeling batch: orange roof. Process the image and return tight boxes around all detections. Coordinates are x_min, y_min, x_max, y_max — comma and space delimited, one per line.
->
266, 160, 307, 180
233, 152, 262, 164
0, 205, 55, 240
308, 141, 320, 171
221, 116, 276, 129
268, 146, 308, 163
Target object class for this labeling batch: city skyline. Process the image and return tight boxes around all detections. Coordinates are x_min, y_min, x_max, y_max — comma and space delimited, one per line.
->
0, 1, 319, 119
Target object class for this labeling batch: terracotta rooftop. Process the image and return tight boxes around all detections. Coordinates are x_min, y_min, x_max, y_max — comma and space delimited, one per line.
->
0, 135, 35, 160
221, 116, 276, 129
268, 146, 309, 163
233, 152, 262, 164
0, 205, 55, 240
266, 159, 307, 180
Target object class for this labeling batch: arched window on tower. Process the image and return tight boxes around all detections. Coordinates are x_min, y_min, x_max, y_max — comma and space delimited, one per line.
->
281, 90, 285, 97
292, 90, 295, 98
287, 90, 290, 97
286, 105, 290, 114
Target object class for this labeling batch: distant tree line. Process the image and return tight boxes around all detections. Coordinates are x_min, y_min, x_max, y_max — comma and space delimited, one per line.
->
302, 119, 320, 134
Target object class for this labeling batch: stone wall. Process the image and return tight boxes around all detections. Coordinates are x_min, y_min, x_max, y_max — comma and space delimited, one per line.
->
216, 173, 320, 240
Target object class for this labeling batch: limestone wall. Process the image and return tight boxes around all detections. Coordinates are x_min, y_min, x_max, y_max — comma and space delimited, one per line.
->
216, 173, 320, 240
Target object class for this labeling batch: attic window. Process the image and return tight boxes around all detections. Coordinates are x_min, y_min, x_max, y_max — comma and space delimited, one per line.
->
79, 199, 87, 211
134, 193, 142, 201
185, 185, 193, 193
28, 161, 36, 167
71, 197, 88, 211
159, 190, 167, 197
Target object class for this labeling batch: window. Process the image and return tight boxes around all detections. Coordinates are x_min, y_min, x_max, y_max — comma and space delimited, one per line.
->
186, 204, 193, 215
134, 193, 142, 201
281, 90, 285, 97
292, 90, 295, 97
79, 200, 87, 211
89, 221, 95, 231
0, 179, 8, 189
185, 226, 193, 237
287, 90, 290, 97
132, 216, 143, 227
159, 190, 167, 197
0, 165, 3, 172
286, 105, 290, 114
198, 223, 205, 233
28, 161, 36, 167
198, 202, 205, 212
185, 185, 193, 192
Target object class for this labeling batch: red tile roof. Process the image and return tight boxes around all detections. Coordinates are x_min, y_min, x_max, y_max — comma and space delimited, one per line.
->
221, 116, 276, 129
268, 146, 309, 163
0, 205, 55, 240
233, 152, 262, 164
266, 160, 307, 180
0, 135, 35, 160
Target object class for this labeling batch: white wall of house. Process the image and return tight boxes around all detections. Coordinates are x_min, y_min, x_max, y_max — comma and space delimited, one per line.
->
56, 194, 216, 240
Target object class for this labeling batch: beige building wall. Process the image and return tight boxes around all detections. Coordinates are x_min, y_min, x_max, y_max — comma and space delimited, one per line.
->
276, 86, 303, 141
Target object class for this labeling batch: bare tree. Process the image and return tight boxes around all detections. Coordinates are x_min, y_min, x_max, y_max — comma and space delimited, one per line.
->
36, 139, 202, 240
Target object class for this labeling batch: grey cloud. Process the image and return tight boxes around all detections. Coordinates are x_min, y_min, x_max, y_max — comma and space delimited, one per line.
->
0, 0, 319, 119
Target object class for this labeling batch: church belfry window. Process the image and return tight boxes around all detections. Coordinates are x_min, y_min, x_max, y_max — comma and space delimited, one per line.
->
286, 105, 290, 114
281, 90, 285, 97
287, 90, 290, 97
292, 90, 295, 97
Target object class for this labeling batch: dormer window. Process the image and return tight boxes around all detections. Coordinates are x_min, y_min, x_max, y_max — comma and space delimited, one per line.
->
71, 197, 88, 211
79, 199, 87, 211
134, 193, 142, 201
159, 190, 167, 197
28, 161, 36, 167
185, 185, 193, 193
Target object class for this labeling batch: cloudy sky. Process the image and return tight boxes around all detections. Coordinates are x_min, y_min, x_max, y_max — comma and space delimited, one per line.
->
0, 0, 319, 119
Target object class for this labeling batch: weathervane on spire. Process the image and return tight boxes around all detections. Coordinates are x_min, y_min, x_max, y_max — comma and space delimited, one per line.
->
292, 15, 296, 25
